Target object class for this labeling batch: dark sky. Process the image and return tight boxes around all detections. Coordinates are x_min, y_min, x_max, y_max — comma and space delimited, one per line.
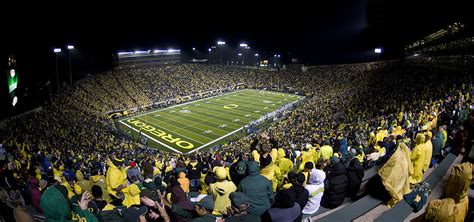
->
0, 0, 472, 117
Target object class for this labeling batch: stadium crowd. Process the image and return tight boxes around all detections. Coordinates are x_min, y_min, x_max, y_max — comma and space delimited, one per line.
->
0, 61, 473, 221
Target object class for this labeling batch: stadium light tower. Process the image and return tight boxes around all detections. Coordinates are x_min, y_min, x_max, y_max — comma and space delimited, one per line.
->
217, 41, 225, 65
240, 43, 248, 65
67, 45, 74, 85
375, 48, 382, 63
53, 48, 62, 94
208, 48, 211, 65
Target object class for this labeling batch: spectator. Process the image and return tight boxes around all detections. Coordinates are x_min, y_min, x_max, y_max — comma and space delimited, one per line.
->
40, 185, 98, 222
345, 152, 364, 198
208, 166, 237, 215
302, 168, 326, 215
321, 156, 348, 209
226, 192, 261, 221
238, 161, 273, 216
261, 189, 301, 222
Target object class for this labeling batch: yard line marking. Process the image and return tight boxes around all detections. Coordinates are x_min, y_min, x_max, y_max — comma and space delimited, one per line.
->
153, 111, 228, 136
188, 127, 243, 154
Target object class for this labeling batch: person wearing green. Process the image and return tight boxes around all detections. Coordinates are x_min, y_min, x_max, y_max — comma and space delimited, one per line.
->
40, 185, 98, 222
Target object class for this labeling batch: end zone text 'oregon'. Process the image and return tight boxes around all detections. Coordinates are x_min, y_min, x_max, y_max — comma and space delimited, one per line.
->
126, 118, 195, 149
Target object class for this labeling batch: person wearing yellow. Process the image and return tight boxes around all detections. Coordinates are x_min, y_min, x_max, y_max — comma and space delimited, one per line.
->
422, 131, 433, 173
74, 170, 91, 196
320, 142, 333, 161
298, 144, 314, 172
276, 149, 293, 176
106, 157, 128, 200
208, 166, 237, 215
90, 169, 112, 203
444, 162, 472, 222
378, 136, 413, 207
409, 133, 427, 185
425, 198, 458, 222
123, 183, 141, 207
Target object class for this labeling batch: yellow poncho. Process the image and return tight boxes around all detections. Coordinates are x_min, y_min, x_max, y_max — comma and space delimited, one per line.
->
378, 142, 412, 207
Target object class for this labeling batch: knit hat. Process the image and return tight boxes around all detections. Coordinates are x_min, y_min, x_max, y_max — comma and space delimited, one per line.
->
130, 161, 136, 168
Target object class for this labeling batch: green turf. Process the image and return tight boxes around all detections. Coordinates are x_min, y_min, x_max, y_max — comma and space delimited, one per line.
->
118, 89, 304, 153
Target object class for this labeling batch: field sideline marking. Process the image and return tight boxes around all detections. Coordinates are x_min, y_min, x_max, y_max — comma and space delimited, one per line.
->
119, 119, 184, 154
188, 127, 244, 154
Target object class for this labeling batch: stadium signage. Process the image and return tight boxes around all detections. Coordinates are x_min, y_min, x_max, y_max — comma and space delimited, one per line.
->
126, 118, 194, 149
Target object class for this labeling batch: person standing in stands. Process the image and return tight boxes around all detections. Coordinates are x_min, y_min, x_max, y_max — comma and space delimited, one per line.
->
409, 133, 427, 184
127, 161, 143, 183
208, 166, 237, 215
238, 161, 273, 216
187, 156, 203, 192
321, 155, 348, 209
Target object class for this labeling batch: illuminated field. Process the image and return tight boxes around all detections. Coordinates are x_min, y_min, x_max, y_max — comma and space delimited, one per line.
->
118, 89, 304, 153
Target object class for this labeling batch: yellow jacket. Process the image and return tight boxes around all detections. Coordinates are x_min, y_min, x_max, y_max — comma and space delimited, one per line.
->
106, 160, 127, 197
423, 140, 433, 172
90, 174, 112, 203
409, 133, 426, 184
378, 142, 413, 207
208, 180, 237, 215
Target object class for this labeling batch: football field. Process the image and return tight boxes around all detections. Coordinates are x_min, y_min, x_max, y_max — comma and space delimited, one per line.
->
118, 89, 304, 154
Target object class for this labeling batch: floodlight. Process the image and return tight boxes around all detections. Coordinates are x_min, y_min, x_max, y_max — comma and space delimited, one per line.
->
67, 45, 74, 49
12, 96, 18, 106
239, 43, 248, 47
54, 48, 62, 53
374, 48, 382, 53
208, 48, 211, 52
238, 53, 242, 56
255, 54, 259, 56
217, 41, 226, 45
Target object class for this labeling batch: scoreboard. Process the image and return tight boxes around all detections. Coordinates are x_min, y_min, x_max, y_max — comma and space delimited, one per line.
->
7, 55, 18, 106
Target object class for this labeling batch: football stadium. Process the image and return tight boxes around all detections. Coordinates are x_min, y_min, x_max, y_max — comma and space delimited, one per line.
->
1, 2, 474, 222
118, 89, 304, 153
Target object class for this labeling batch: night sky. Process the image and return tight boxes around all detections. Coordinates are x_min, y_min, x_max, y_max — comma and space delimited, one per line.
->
0, 0, 472, 117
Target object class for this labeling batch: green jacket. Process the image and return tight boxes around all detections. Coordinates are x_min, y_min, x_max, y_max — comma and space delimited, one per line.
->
40, 186, 98, 222
238, 161, 273, 215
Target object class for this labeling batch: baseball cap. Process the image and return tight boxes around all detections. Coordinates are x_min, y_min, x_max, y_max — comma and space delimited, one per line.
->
140, 189, 158, 201
229, 192, 250, 207
190, 195, 214, 210
236, 161, 247, 175
123, 205, 147, 222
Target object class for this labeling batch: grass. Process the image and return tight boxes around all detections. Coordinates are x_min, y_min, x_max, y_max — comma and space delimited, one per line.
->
117, 89, 304, 154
